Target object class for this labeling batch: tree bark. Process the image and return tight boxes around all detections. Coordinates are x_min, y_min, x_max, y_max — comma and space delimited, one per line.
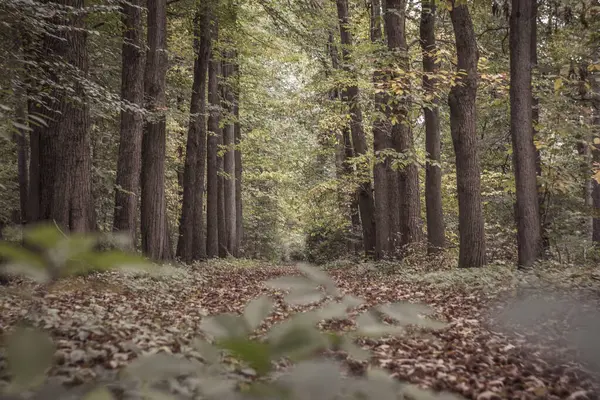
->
328, 33, 359, 253
384, 0, 422, 248
206, 13, 221, 258
13, 76, 29, 224
343, 126, 362, 254
510, 0, 542, 267
113, 0, 145, 245
591, 34, 600, 244
222, 51, 237, 255
28, 103, 41, 223
335, 0, 376, 256
420, 0, 445, 253
233, 57, 243, 257
177, 8, 210, 262
371, 0, 393, 259
33, 0, 93, 232
141, 0, 171, 260
531, 0, 549, 251
448, 0, 486, 267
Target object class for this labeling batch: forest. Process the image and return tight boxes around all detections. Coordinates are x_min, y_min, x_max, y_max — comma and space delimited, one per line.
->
0, 0, 599, 398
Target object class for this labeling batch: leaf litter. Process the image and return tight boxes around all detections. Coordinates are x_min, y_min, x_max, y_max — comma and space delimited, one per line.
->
0, 261, 599, 399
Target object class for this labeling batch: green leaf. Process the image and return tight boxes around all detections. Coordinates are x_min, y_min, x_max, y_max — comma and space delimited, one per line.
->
5, 327, 55, 392
284, 288, 324, 306
341, 295, 364, 309
243, 295, 273, 331
24, 223, 65, 249
297, 263, 335, 287
0, 242, 45, 268
218, 338, 272, 375
199, 314, 249, 340
340, 337, 371, 361
268, 315, 327, 361
11, 121, 32, 132
3, 263, 50, 283
276, 360, 344, 400
355, 311, 405, 337
264, 275, 314, 291
73, 250, 148, 275
191, 338, 221, 364
27, 114, 48, 127
317, 301, 348, 320
123, 353, 198, 381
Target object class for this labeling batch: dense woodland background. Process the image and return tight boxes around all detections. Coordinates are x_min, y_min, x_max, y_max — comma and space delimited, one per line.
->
0, 0, 599, 269
1, 2, 600, 398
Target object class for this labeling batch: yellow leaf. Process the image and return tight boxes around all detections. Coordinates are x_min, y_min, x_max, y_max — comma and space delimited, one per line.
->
593, 170, 600, 184
554, 78, 563, 92
594, 138, 600, 145
588, 63, 600, 72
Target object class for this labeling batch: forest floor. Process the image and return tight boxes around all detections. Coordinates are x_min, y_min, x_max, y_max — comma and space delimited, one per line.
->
1, 259, 600, 399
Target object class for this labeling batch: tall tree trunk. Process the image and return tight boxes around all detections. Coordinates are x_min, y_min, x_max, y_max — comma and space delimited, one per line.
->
233, 57, 243, 257
113, 0, 145, 245
177, 8, 210, 262
13, 75, 29, 224
206, 13, 221, 258
343, 126, 361, 254
448, 0, 486, 268
531, 0, 549, 250
384, 0, 422, 249
222, 51, 237, 255
371, 0, 393, 259
591, 32, 600, 244
28, 103, 41, 223
420, 0, 445, 253
510, 0, 542, 267
141, 0, 171, 259
34, 0, 93, 232
14, 113, 29, 225
335, 0, 376, 256
216, 52, 227, 258
327, 33, 355, 252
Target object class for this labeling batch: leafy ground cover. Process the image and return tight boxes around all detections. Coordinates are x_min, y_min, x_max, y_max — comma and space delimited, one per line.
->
1, 260, 599, 399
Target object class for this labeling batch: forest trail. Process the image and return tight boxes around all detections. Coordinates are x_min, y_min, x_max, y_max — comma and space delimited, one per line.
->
1, 263, 598, 399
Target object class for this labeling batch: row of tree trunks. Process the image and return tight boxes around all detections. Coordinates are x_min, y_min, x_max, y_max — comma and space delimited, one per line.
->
14, 0, 245, 263
177, 7, 211, 262
335, 0, 376, 256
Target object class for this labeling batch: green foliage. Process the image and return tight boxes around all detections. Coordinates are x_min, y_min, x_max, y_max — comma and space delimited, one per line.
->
0, 223, 150, 282
304, 225, 353, 265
